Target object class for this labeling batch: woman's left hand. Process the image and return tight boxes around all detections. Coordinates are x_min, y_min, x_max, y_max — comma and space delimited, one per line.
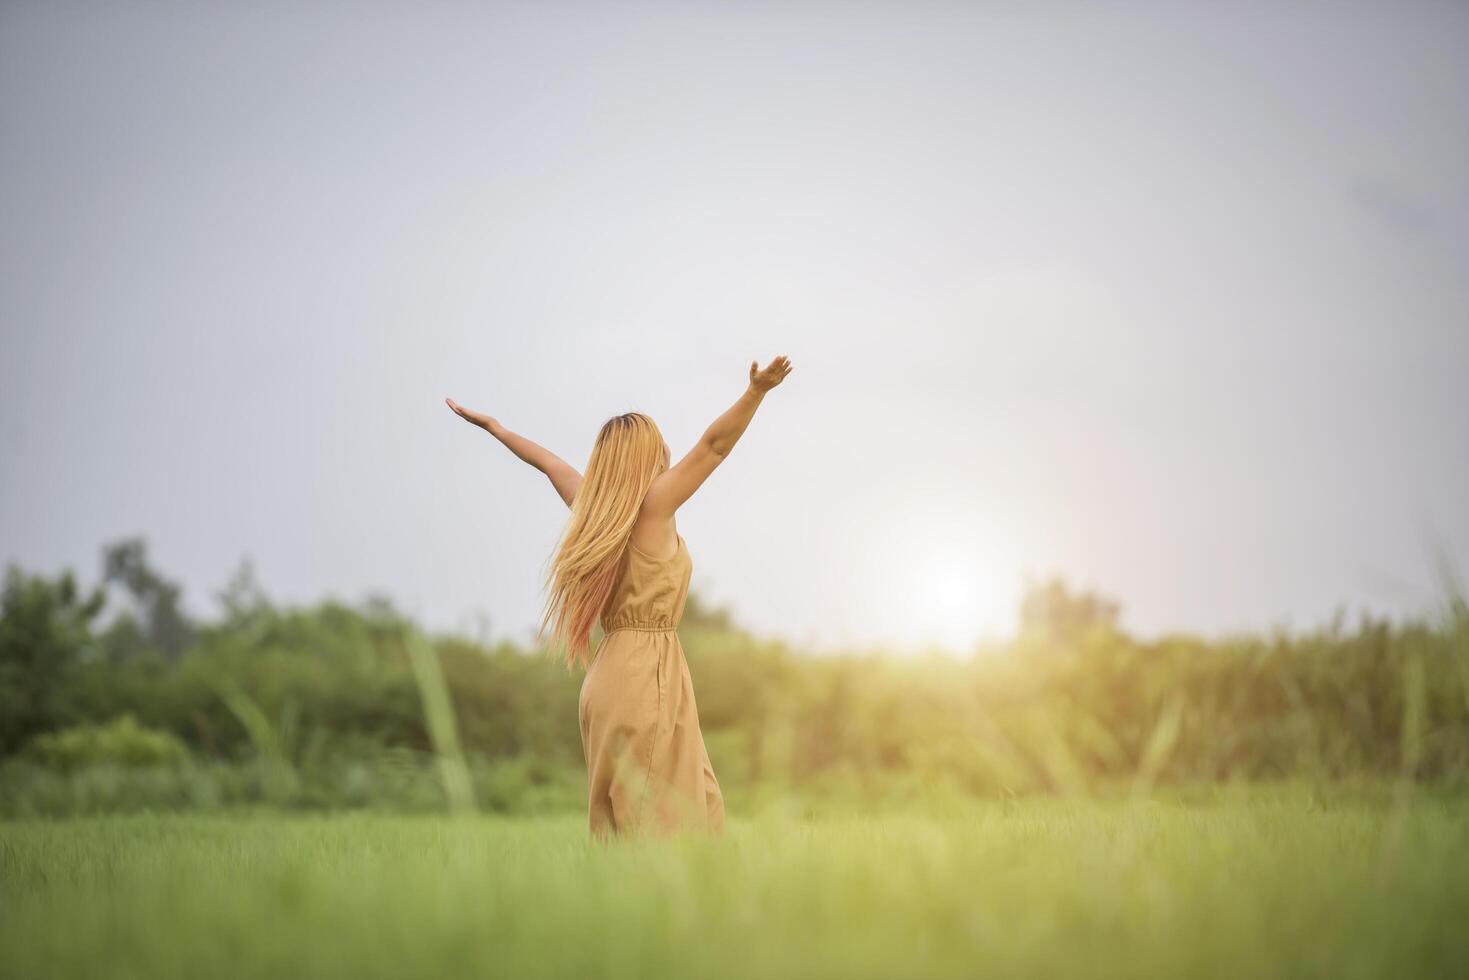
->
445, 397, 498, 432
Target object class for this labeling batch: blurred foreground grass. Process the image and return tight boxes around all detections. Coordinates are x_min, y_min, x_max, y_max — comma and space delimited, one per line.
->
4, 788, 1467, 979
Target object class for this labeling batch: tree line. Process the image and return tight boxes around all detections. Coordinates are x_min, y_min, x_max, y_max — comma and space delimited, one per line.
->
2, 538, 1466, 815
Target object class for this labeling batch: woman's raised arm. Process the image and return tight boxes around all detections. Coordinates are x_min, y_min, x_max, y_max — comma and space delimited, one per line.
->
445, 398, 582, 508
642, 355, 793, 518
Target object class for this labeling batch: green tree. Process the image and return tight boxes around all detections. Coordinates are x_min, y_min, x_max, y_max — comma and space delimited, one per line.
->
1018, 577, 1122, 647
682, 590, 737, 632
101, 538, 194, 661
0, 565, 105, 754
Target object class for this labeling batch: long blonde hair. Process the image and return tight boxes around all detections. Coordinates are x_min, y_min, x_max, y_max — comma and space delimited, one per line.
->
539, 412, 670, 669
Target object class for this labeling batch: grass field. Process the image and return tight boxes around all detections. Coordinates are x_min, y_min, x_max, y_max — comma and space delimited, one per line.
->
3, 789, 1468, 980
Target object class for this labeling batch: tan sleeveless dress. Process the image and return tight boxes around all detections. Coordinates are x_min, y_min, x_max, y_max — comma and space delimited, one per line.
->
578, 532, 726, 839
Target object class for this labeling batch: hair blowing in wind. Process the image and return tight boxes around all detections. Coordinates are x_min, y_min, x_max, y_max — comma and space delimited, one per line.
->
538, 413, 670, 668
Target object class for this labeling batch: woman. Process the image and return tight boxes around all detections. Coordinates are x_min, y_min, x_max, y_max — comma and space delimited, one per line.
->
445, 354, 793, 839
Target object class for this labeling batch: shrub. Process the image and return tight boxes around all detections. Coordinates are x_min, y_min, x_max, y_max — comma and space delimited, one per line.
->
23, 714, 190, 772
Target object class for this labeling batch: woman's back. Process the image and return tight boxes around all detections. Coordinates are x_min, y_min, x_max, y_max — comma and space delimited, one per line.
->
599, 532, 693, 635
581, 530, 721, 838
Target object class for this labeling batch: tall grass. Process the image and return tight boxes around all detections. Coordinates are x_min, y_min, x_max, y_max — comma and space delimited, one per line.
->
402, 627, 475, 814
3, 793, 1467, 980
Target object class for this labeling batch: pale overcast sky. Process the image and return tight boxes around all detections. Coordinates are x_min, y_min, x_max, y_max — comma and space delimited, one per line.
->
3, 1, 1466, 653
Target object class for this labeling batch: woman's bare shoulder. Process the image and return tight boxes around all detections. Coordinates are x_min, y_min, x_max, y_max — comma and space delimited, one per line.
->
628, 510, 679, 561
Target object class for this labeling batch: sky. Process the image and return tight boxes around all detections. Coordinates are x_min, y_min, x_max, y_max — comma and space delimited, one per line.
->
2, 1, 1467, 654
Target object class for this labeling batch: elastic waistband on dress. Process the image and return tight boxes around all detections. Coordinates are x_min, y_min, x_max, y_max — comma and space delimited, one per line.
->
603, 623, 677, 634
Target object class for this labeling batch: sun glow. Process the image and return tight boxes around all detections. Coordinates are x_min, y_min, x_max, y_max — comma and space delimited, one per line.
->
892, 547, 1016, 654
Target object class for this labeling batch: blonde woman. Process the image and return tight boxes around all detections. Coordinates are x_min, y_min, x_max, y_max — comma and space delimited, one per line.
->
445, 355, 793, 839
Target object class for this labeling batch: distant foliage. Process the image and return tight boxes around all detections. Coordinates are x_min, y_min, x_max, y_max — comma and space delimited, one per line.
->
23, 715, 190, 772
1018, 576, 1122, 647
0, 565, 106, 755
101, 538, 194, 661
1, 545, 1468, 813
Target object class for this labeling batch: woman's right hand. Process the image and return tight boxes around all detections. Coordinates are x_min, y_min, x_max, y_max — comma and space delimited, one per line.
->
749, 355, 793, 393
